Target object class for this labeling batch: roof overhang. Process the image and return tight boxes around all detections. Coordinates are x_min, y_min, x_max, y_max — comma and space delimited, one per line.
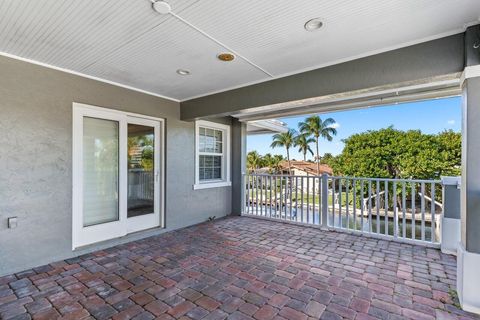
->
246, 119, 288, 135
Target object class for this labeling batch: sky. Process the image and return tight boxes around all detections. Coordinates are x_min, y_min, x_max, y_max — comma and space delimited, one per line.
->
247, 96, 462, 160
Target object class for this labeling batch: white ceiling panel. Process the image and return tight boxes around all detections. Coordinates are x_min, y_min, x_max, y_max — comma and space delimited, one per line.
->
0, 0, 198, 71
83, 16, 266, 99
179, 0, 480, 76
0, 0, 479, 100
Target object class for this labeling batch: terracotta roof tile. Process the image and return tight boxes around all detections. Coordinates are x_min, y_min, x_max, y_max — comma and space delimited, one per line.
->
279, 160, 333, 175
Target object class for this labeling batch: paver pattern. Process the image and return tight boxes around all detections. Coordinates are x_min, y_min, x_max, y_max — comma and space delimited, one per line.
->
1, 216, 478, 320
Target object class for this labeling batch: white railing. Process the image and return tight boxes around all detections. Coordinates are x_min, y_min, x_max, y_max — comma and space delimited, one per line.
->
128, 170, 154, 201
243, 173, 443, 245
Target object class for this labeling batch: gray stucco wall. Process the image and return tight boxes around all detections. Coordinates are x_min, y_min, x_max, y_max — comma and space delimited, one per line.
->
462, 76, 480, 253
0, 55, 232, 276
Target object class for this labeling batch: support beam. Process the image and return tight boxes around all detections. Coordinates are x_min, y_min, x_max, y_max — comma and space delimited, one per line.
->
465, 25, 480, 67
458, 26, 480, 311
231, 118, 246, 215
181, 33, 465, 120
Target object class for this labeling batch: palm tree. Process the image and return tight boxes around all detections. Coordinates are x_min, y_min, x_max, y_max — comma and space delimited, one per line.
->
295, 134, 315, 161
270, 155, 284, 174
298, 116, 337, 174
247, 151, 262, 173
270, 129, 297, 174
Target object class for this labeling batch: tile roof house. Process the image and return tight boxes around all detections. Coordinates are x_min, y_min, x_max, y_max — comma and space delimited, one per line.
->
280, 160, 333, 176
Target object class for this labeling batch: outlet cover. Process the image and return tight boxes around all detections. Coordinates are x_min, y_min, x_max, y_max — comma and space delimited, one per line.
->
8, 217, 18, 229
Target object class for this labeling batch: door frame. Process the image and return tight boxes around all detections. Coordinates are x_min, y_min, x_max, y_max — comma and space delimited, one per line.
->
72, 103, 165, 250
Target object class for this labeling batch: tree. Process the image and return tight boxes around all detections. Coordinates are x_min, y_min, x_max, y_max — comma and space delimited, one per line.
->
298, 116, 337, 174
262, 153, 284, 173
247, 151, 262, 173
270, 155, 284, 173
294, 134, 315, 161
270, 129, 297, 174
334, 127, 461, 180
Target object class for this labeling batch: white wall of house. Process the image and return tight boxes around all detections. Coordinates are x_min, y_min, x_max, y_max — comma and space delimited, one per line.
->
291, 169, 321, 194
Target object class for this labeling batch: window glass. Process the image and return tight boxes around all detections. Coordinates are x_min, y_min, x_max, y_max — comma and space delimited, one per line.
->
83, 117, 119, 226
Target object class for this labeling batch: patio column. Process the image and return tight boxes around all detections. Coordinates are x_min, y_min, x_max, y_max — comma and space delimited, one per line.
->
231, 118, 247, 215
458, 58, 480, 312
441, 176, 461, 255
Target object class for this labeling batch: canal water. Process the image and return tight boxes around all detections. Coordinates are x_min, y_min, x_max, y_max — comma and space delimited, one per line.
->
245, 204, 439, 242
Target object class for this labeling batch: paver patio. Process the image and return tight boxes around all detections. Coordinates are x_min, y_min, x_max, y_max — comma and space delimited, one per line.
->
0, 216, 478, 320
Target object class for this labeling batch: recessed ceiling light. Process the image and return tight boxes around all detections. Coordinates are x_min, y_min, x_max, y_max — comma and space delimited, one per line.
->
176, 69, 190, 76
304, 18, 324, 31
152, 1, 171, 14
217, 53, 235, 62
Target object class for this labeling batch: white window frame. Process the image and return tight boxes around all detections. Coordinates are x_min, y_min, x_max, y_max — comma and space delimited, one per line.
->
194, 120, 231, 190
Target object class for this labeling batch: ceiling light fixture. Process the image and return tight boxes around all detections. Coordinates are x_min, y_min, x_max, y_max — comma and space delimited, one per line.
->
152, 1, 171, 14
176, 69, 190, 75
304, 18, 324, 31
217, 53, 235, 62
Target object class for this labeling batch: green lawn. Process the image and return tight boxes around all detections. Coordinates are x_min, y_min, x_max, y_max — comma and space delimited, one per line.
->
247, 190, 357, 206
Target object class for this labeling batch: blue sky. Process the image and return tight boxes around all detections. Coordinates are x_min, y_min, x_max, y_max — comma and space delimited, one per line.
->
247, 96, 462, 160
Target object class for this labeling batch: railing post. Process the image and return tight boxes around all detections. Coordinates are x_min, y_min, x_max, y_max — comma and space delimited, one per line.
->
441, 176, 461, 254
321, 173, 328, 228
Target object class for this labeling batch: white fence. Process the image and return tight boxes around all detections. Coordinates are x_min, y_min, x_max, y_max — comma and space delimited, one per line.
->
244, 173, 443, 245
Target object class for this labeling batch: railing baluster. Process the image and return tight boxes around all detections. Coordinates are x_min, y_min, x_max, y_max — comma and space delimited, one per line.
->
307, 177, 310, 224
246, 173, 250, 214
402, 182, 406, 238
368, 180, 372, 233
261, 176, 265, 216
412, 183, 416, 240
353, 179, 357, 230
269, 175, 273, 218
384, 180, 388, 236
301, 177, 304, 223
346, 179, 350, 229
280, 175, 286, 219
360, 179, 364, 232
421, 182, 426, 241
255, 175, 259, 215
289, 177, 293, 220
332, 178, 336, 228
339, 179, 342, 229
393, 181, 397, 238
274, 176, 278, 218
431, 183, 436, 243
376, 180, 380, 234
295, 176, 298, 221
313, 176, 316, 225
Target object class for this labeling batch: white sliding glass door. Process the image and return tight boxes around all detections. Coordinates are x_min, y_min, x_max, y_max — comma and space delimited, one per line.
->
73, 103, 164, 249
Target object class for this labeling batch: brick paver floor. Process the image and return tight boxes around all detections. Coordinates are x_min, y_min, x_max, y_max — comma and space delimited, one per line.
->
1, 216, 478, 320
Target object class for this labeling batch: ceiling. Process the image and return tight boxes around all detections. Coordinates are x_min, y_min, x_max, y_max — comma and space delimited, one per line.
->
0, 0, 479, 101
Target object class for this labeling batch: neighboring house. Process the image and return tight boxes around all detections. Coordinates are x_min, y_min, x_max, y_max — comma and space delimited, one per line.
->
280, 161, 333, 194
280, 160, 333, 176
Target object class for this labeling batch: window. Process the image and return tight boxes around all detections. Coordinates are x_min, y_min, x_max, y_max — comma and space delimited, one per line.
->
194, 120, 231, 189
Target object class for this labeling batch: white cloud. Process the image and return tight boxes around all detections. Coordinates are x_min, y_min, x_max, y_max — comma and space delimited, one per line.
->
331, 123, 340, 129
447, 120, 455, 125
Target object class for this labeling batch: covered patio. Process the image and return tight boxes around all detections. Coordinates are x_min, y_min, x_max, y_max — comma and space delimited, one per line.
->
2, 0, 480, 317
0, 216, 476, 320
